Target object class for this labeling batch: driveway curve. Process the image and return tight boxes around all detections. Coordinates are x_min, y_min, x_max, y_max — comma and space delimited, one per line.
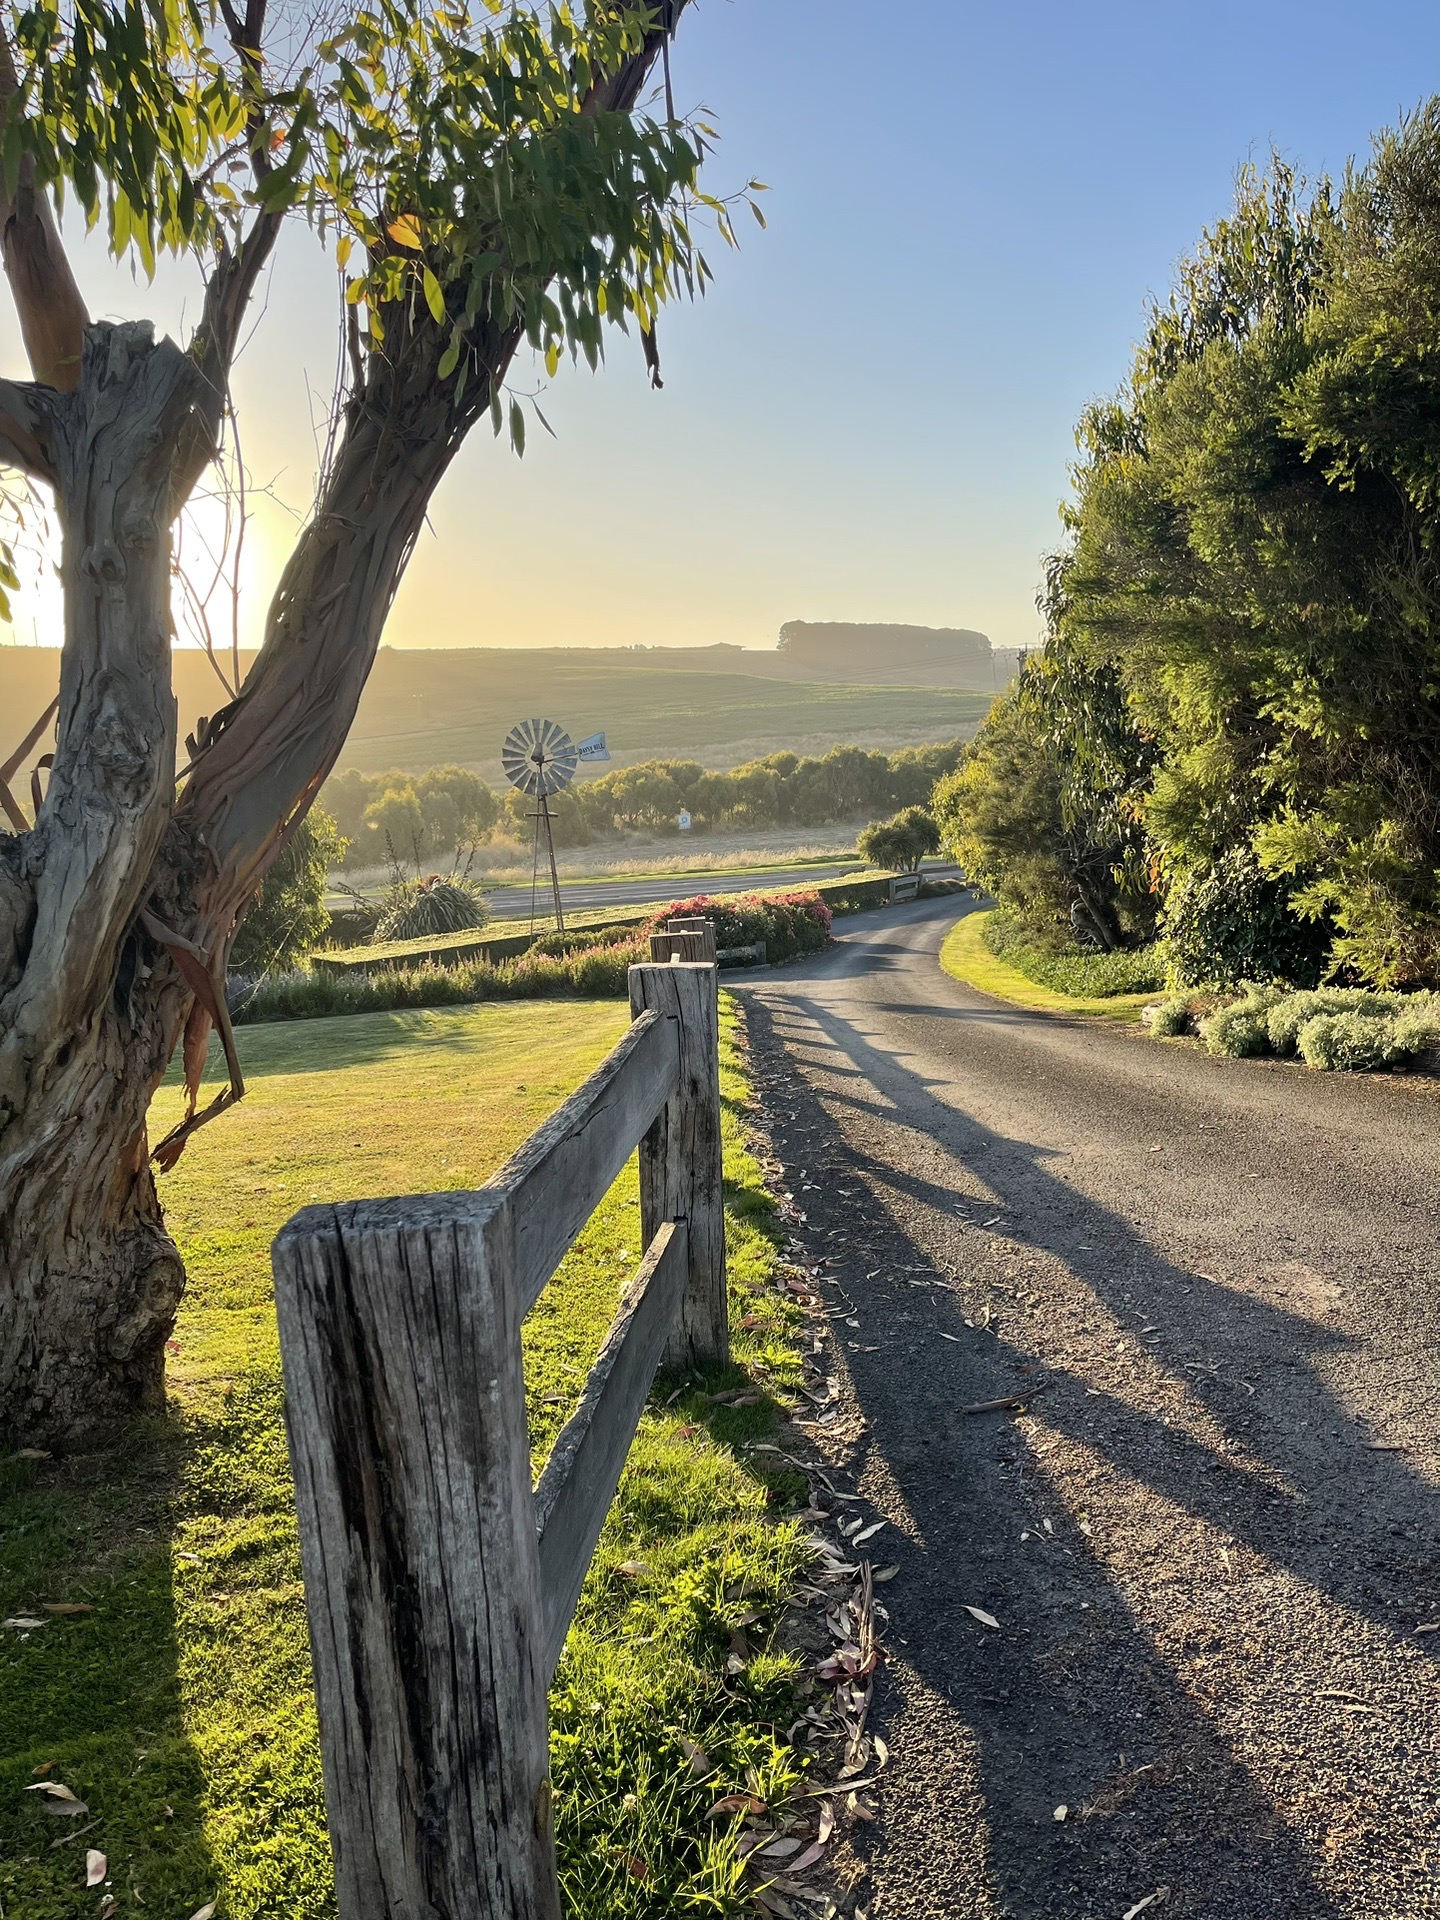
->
736, 898, 1440, 1920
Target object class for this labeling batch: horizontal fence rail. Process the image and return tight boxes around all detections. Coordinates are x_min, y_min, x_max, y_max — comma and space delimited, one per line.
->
273, 961, 725, 1920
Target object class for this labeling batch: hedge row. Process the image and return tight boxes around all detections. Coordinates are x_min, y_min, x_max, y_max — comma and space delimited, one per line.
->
233, 888, 839, 1025
315, 875, 891, 977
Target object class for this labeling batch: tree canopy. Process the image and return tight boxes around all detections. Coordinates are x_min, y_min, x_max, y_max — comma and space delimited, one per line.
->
940, 101, 1440, 988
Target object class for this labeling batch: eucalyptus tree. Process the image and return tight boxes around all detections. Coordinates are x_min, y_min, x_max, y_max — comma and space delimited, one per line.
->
0, 0, 744, 1443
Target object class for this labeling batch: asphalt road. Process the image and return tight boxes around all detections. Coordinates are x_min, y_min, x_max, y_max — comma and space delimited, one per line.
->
736, 897, 1440, 1920
482, 860, 963, 920
479, 860, 862, 919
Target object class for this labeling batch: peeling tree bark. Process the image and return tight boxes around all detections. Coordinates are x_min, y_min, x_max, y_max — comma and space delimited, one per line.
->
0, 324, 207, 1442
0, 0, 691, 1450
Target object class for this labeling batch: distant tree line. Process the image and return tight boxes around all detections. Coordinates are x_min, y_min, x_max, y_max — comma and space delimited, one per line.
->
937, 105, 1440, 990
326, 740, 968, 866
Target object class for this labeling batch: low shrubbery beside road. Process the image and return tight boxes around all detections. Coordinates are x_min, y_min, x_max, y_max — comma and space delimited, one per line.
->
1151, 984, 1440, 1072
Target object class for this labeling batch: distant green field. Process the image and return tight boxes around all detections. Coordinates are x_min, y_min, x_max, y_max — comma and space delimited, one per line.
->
342, 650, 995, 777
0, 645, 996, 786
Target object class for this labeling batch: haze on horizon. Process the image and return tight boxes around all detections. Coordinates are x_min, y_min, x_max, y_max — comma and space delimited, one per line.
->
0, 0, 1431, 658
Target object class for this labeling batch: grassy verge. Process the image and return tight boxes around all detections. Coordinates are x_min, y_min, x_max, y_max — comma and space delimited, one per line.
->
981, 907, 1164, 998
1, 997, 809, 1919
940, 910, 1155, 1021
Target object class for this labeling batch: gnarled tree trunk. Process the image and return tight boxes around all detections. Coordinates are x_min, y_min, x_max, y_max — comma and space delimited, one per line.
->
0, 323, 206, 1443
0, 2, 687, 1450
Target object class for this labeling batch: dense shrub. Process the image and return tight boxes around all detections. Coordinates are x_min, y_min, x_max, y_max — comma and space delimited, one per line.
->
1148, 995, 1193, 1037
652, 891, 832, 964
231, 933, 648, 1025
982, 909, 1165, 999
857, 806, 940, 874
1170, 981, 1440, 1071
528, 923, 642, 958
374, 874, 490, 941
1265, 988, 1398, 1056
231, 805, 347, 974
1296, 1011, 1411, 1073
1162, 853, 1330, 991
1199, 991, 1282, 1059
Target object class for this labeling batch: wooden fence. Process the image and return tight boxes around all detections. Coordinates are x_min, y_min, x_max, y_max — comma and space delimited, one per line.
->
272, 959, 726, 1920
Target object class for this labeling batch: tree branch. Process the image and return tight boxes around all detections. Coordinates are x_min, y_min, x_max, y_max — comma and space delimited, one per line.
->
174, 0, 282, 495
584, 0, 692, 115
0, 28, 89, 391
0, 375, 57, 481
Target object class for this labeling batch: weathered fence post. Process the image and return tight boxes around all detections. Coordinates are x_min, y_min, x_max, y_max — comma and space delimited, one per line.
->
274, 1195, 560, 1920
658, 916, 718, 962
627, 960, 728, 1368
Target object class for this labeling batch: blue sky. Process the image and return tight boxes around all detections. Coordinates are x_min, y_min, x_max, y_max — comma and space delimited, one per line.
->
5, 0, 1436, 652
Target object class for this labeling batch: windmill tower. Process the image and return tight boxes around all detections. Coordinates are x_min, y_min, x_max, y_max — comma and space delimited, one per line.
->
501, 718, 580, 931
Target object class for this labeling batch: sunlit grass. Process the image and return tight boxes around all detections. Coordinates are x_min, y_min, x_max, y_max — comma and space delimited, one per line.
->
0, 997, 807, 1919
940, 910, 1154, 1021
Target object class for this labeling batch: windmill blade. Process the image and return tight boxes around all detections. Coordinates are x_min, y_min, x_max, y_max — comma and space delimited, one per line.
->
501, 718, 578, 798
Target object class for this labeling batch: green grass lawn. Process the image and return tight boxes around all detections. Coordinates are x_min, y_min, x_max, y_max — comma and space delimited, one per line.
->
940, 910, 1156, 1021
0, 998, 809, 1919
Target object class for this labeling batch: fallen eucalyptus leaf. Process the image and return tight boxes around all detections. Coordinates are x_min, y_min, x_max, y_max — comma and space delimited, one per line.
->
85, 1848, 107, 1886
964, 1605, 1001, 1630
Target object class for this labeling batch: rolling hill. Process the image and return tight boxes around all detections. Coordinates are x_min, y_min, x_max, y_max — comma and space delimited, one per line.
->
0, 644, 997, 790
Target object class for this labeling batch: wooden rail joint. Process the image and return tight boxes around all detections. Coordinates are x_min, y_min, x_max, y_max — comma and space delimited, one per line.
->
274, 959, 725, 1920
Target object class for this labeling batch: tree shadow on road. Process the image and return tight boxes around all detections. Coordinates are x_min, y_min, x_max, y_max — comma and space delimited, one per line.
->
740, 986, 1440, 1920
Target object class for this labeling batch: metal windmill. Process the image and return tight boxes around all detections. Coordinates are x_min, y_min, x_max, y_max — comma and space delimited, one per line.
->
501, 718, 580, 931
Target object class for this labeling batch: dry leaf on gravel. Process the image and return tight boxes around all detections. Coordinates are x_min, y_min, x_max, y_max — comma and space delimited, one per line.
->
965, 1605, 1001, 1630
873, 1564, 900, 1582
85, 1849, 107, 1886
786, 1838, 827, 1874
1123, 1893, 1170, 1919
756, 1835, 803, 1859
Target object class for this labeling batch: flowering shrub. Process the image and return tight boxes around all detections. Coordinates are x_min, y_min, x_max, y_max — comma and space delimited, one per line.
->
651, 891, 832, 964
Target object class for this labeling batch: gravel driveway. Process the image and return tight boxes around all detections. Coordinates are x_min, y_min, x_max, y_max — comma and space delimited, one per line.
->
737, 898, 1440, 1920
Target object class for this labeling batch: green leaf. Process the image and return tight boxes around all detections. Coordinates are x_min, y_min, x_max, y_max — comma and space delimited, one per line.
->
422, 265, 446, 324
509, 396, 525, 456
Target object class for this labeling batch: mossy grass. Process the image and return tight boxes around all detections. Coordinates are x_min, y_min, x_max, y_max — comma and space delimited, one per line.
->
939, 910, 1154, 1021
1, 996, 809, 1918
